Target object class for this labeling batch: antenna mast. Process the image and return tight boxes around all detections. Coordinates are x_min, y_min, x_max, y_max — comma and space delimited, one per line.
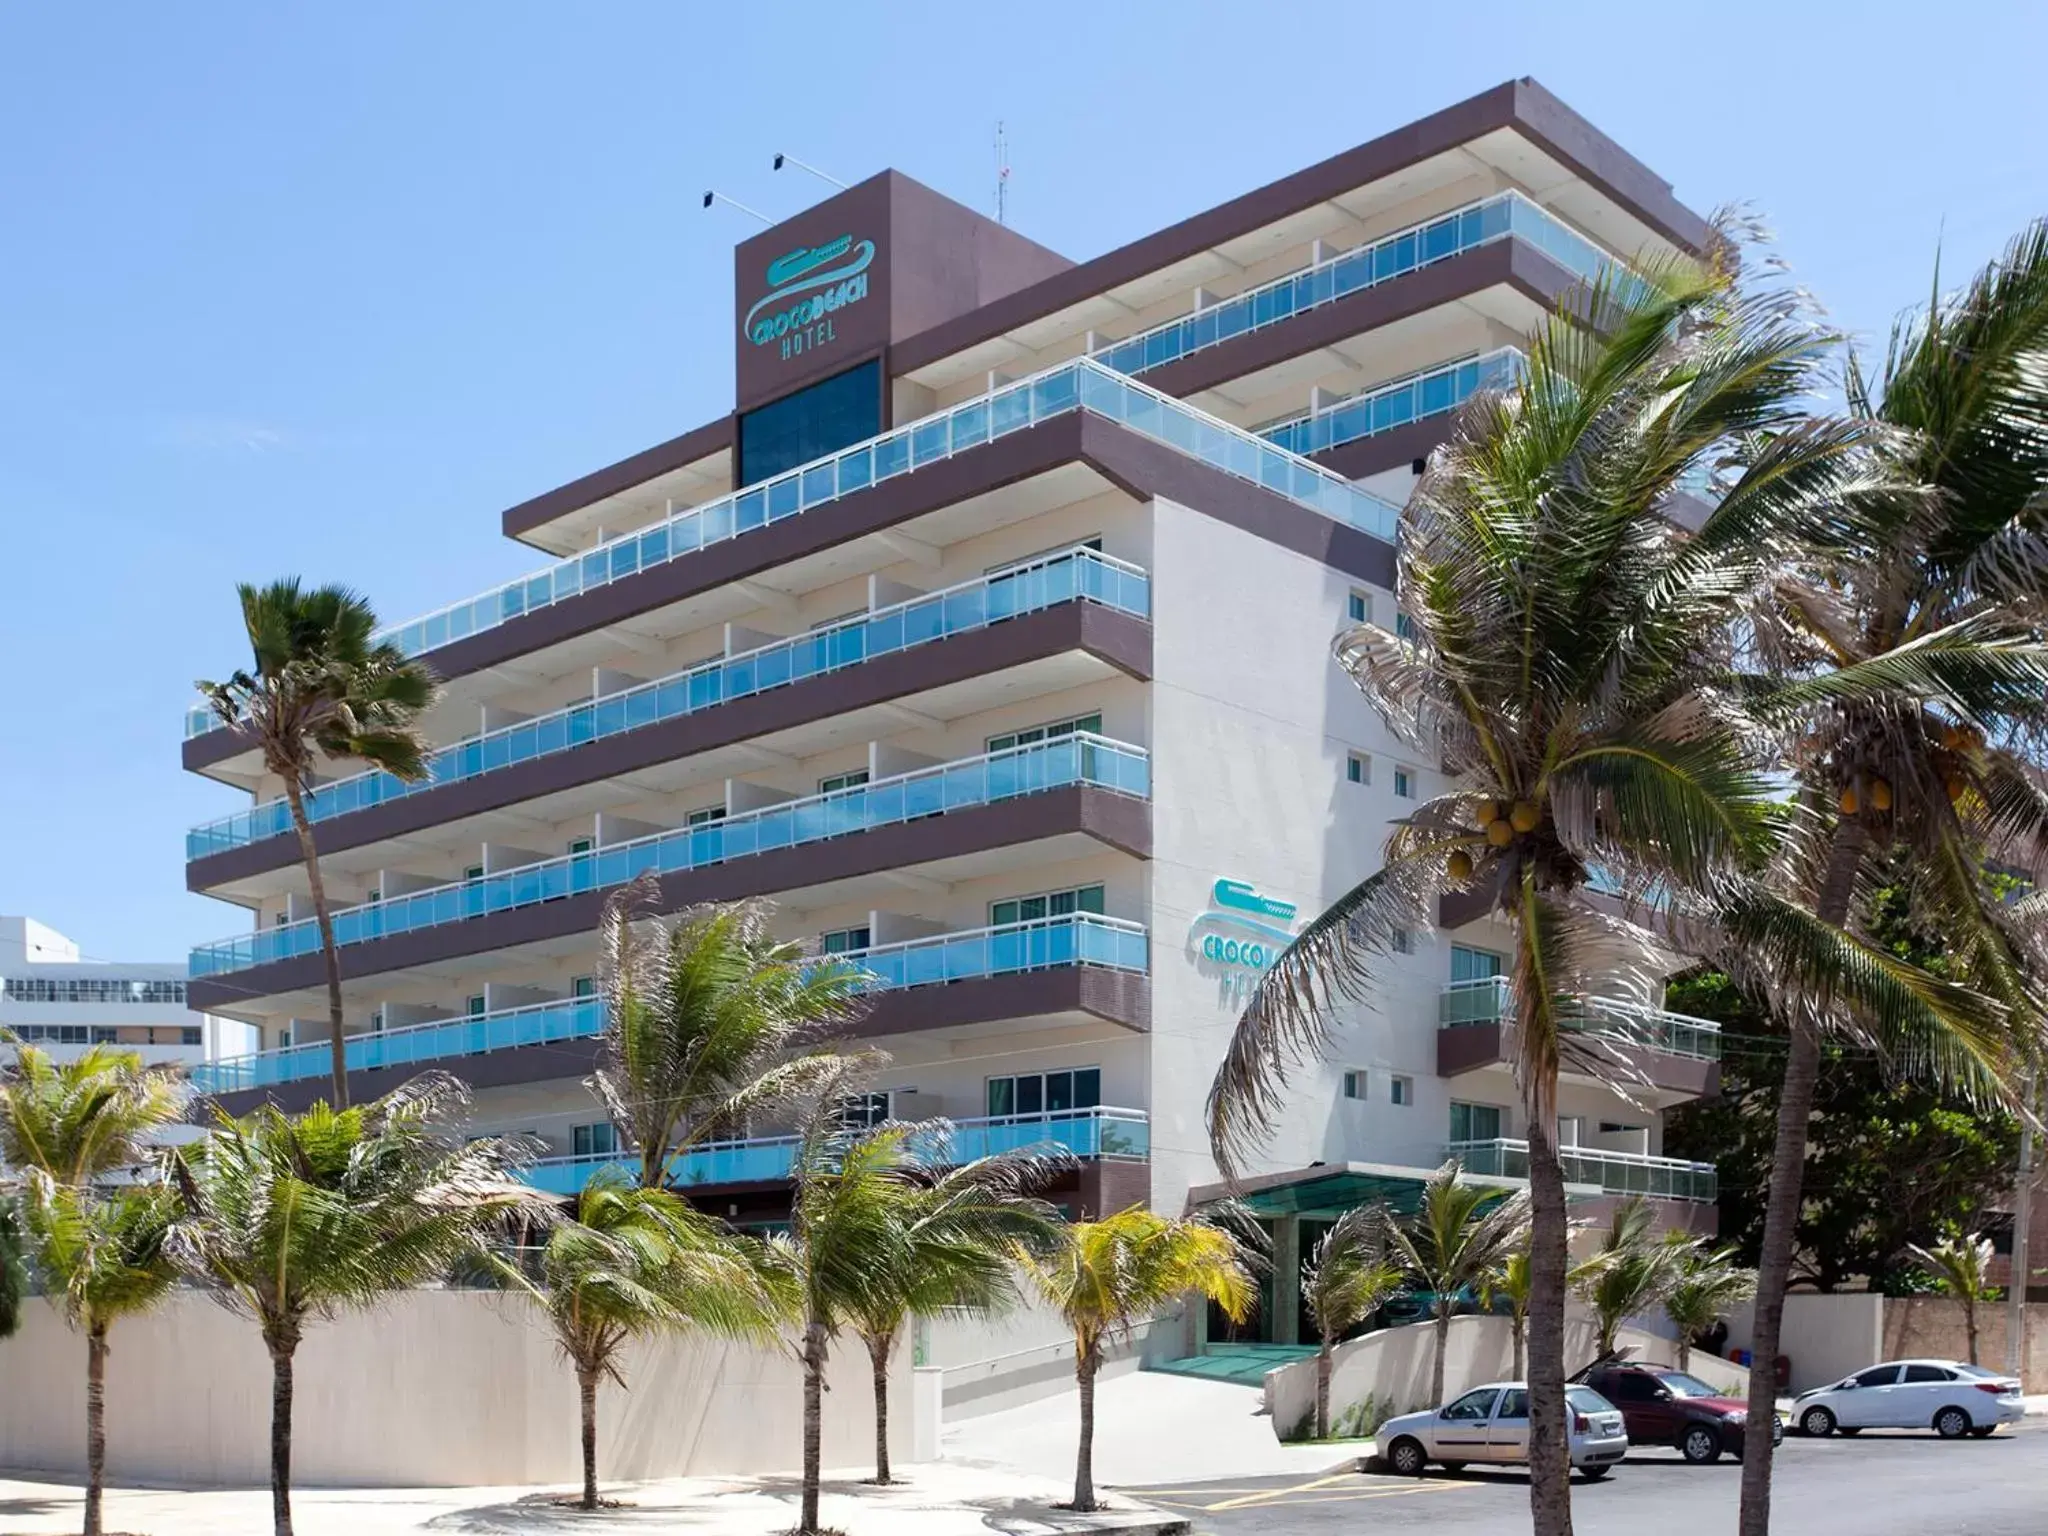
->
994, 122, 1010, 225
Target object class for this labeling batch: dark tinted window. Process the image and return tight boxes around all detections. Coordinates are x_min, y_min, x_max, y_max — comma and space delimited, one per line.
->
1902, 1365, 1953, 1383
1601, 1372, 1657, 1402
1854, 1366, 1901, 1388
738, 359, 882, 486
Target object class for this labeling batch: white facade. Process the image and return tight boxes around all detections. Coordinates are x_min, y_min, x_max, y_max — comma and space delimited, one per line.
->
0, 915, 254, 1067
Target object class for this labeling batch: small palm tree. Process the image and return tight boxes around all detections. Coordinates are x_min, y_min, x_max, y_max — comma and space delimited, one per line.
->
19, 1176, 180, 1536
1018, 1205, 1255, 1512
0, 1043, 189, 1183
591, 875, 870, 1189
198, 579, 436, 1109
518, 1172, 789, 1510
1662, 1236, 1756, 1371
1382, 1162, 1530, 1406
167, 1074, 545, 1536
1908, 1232, 1999, 1366
1482, 1243, 1609, 1380
0, 1195, 25, 1340
1301, 1205, 1405, 1439
1574, 1197, 1682, 1359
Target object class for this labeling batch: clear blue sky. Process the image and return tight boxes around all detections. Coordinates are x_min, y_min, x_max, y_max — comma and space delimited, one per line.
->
3, 1, 2043, 965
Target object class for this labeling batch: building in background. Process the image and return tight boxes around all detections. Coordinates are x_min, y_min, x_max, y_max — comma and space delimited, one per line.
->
178, 77, 1723, 1346
1, 915, 254, 1068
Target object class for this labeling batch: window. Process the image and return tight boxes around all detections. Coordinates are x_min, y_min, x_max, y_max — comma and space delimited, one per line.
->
987, 1067, 1101, 1118
466, 995, 487, 1018
464, 864, 484, 882
369, 1008, 385, 1035
1347, 589, 1371, 623
1450, 945, 1504, 983
990, 537, 1102, 574
572, 1122, 616, 1158
567, 837, 592, 856
1603, 1372, 1659, 1403
1441, 1389, 1499, 1421
1347, 752, 1371, 785
1449, 1101, 1504, 1142
1392, 766, 1416, 800
1, 977, 188, 1005
737, 359, 883, 487
1395, 612, 1417, 641
90, 1027, 117, 1044
820, 927, 871, 955
277, 1027, 292, 1048
1853, 1366, 1902, 1388
819, 770, 870, 794
686, 805, 727, 826
1902, 1364, 1954, 1384
1342, 1070, 1369, 1101
1598, 1121, 1644, 1135
988, 713, 1102, 754
1388, 1075, 1413, 1106
991, 885, 1105, 927
1495, 1388, 1529, 1420
570, 976, 596, 998
839, 1092, 892, 1130
1391, 927, 1416, 955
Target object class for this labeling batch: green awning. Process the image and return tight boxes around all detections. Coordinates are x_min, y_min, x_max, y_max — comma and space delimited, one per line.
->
1188, 1162, 1436, 1220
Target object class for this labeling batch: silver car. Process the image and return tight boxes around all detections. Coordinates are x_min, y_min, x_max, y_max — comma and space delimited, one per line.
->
1378, 1382, 1631, 1478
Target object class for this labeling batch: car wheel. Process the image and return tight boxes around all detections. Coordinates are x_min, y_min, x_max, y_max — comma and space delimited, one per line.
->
1387, 1437, 1429, 1477
1579, 1466, 1612, 1481
1681, 1425, 1722, 1464
1934, 1406, 1972, 1439
1799, 1406, 1837, 1438
1969, 1426, 1997, 1439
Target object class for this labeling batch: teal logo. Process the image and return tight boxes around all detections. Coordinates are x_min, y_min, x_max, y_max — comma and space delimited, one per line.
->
745, 235, 875, 360
1192, 878, 1299, 973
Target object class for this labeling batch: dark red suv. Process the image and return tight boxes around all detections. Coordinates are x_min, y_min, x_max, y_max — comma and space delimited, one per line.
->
1577, 1363, 1781, 1463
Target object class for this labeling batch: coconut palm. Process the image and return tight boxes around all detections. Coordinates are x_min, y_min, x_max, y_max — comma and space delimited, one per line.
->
1480, 1242, 1608, 1380
0, 1043, 190, 1184
590, 875, 870, 1189
1661, 1236, 1755, 1372
1729, 223, 2048, 1536
1017, 1205, 1255, 1512
1301, 1204, 1405, 1438
517, 1171, 789, 1510
19, 1176, 180, 1536
166, 1074, 545, 1536
1202, 241, 1988, 1535
0, 1195, 25, 1340
1908, 1232, 1999, 1366
1573, 1197, 1682, 1359
1381, 1162, 1530, 1406
197, 580, 437, 1109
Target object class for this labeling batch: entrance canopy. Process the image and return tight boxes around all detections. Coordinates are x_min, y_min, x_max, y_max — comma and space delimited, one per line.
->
1185, 1161, 1438, 1221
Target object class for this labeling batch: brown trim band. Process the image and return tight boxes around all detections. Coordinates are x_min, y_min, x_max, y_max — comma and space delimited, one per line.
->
187, 600, 1154, 891
502, 416, 734, 546
1436, 1019, 1719, 1099
186, 783, 1152, 1012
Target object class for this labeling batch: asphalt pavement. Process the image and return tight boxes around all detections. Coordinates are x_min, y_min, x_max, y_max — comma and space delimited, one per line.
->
1121, 1417, 2048, 1535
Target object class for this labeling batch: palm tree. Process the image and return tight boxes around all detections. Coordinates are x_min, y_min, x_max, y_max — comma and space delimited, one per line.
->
0, 1043, 189, 1183
1017, 1205, 1255, 1512
1661, 1236, 1755, 1372
166, 1075, 545, 1536
591, 875, 869, 1189
197, 579, 437, 1109
1382, 1162, 1530, 1406
1908, 1232, 1998, 1366
516, 1171, 789, 1510
1573, 1197, 1681, 1359
1204, 244, 1982, 1536
1301, 1204, 1405, 1439
19, 1176, 180, 1536
1731, 224, 2048, 1536
0, 1195, 25, 1340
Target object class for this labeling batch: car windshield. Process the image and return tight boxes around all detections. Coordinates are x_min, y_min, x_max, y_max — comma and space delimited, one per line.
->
1652, 1371, 1723, 1399
1566, 1386, 1615, 1414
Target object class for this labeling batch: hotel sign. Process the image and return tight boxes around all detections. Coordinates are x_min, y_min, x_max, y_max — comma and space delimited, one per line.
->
742, 234, 876, 361
1191, 878, 1300, 974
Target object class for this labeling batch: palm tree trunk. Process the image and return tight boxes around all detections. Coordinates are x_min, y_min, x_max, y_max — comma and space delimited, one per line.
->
1431, 1303, 1450, 1407
1316, 1340, 1332, 1439
1965, 1297, 1980, 1366
1513, 1313, 1526, 1382
1739, 822, 1867, 1536
84, 1319, 108, 1536
284, 781, 348, 1111
1525, 1115, 1575, 1536
799, 1314, 828, 1534
1071, 1341, 1099, 1512
267, 1331, 299, 1536
867, 1328, 894, 1484
577, 1362, 600, 1510
1678, 1337, 1692, 1373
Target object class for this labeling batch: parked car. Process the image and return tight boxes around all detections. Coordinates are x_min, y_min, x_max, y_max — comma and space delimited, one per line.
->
1378, 1382, 1629, 1478
1577, 1362, 1781, 1463
1791, 1360, 2023, 1439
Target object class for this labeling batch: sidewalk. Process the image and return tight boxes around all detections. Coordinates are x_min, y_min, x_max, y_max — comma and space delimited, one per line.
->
0, 1464, 1185, 1536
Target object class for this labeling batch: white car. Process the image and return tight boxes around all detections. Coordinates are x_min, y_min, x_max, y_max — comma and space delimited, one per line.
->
1378, 1382, 1630, 1478
1791, 1359, 2023, 1439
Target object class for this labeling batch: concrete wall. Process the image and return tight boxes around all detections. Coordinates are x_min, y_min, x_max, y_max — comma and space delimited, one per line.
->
0, 1290, 908, 1489
926, 1296, 1194, 1420
1724, 1293, 1885, 1394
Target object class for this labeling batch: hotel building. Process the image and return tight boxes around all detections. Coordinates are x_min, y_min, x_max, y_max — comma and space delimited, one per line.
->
1, 915, 251, 1069
180, 78, 1724, 1334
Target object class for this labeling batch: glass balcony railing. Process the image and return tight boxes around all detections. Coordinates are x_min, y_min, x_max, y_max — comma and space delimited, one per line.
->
1437, 978, 1721, 1061
188, 733, 1150, 978
525, 1104, 1152, 1196
185, 547, 1150, 860
189, 912, 1148, 1096
1092, 192, 1633, 382
182, 360, 1398, 739
1259, 349, 1525, 457
1447, 1137, 1718, 1203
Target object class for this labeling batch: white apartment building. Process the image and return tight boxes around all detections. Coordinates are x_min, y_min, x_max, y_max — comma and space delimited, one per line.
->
1, 915, 252, 1068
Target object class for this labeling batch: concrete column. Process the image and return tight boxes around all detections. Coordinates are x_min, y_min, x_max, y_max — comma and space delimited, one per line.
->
912, 1366, 944, 1463
1271, 1215, 1302, 1345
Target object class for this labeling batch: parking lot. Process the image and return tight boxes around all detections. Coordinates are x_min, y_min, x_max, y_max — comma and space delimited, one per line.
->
1123, 1418, 2048, 1535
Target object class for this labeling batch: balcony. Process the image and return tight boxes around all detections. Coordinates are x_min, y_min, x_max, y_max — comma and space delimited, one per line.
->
191, 912, 1149, 1098
1436, 977, 1720, 1099
183, 361, 1395, 738
186, 547, 1149, 861
1091, 193, 1632, 382
189, 732, 1149, 980
1447, 1137, 1718, 1204
1259, 349, 1523, 458
526, 1105, 1152, 1197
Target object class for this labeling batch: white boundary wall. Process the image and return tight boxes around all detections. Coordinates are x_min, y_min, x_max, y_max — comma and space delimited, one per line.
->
0, 1291, 908, 1488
